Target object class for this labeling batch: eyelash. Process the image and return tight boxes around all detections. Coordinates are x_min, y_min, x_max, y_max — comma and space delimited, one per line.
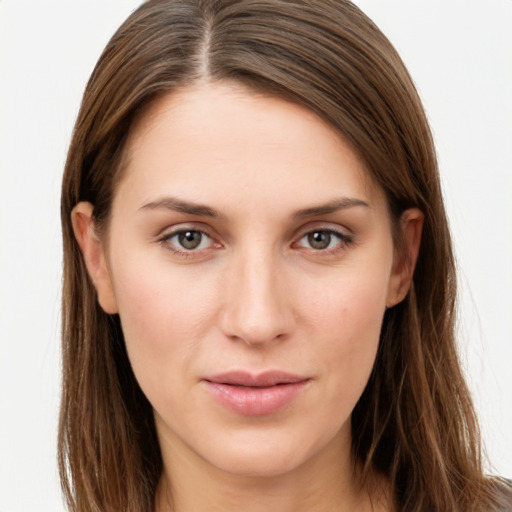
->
157, 226, 354, 258
157, 228, 218, 258
294, 228, 354, 255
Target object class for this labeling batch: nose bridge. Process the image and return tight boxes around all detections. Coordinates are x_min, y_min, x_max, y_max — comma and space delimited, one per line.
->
222, 241, 293, 346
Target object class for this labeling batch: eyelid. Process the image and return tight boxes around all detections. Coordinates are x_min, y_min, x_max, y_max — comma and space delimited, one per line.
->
294, 222, 353, 240
156, 224, 222, 256
292, 224, 354, 252
155, 221, 217, 240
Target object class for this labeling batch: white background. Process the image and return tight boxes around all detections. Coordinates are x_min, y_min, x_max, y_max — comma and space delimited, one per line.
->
0, 1, 511, 510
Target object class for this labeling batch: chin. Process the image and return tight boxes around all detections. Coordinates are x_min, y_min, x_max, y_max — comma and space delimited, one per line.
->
208, 447, 309, 478
197, 422, 348, 479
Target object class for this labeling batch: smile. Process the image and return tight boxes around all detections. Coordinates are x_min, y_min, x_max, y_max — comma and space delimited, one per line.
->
202, 371, 311, 416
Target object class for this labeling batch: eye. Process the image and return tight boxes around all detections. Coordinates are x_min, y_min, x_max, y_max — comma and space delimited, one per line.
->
161, 229, 215, 251
295, 229, 352, 251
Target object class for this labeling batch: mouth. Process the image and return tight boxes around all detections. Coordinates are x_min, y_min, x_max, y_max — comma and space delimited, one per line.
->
202, 371, 311, 416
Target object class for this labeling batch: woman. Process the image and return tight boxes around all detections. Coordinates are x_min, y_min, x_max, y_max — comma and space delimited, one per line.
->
59, 1, 512, 511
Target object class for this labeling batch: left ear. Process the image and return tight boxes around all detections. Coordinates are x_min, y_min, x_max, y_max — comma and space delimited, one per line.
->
386, 208, 424, 308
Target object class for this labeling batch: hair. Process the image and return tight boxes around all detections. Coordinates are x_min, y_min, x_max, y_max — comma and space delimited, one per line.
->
59, 1, 511, 511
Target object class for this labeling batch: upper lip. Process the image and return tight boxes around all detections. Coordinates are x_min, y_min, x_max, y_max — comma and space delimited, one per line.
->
203, 370, 309, 387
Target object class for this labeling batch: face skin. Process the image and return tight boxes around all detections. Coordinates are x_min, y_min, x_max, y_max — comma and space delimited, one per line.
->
73, 82, 422, 512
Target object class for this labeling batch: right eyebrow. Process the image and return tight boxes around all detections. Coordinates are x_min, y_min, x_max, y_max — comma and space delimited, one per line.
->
139, 196, 223, 218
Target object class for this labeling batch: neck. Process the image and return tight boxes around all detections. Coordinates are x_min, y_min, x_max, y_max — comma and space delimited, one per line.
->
154, 427, 392, 512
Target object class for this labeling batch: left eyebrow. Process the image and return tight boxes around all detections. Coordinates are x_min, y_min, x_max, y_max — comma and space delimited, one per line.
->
293, 197, 370, 219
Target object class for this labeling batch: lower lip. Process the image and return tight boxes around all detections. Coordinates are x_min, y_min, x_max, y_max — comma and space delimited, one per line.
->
204, 380, 309, 416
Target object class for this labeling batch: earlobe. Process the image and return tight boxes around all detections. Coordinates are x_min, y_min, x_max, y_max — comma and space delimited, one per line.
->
71, 202, 119, 314
386, 208, 424, 308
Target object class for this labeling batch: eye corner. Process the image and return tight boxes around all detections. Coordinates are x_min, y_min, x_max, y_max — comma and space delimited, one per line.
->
156, 226, 223, 259
292, 226, 354, 255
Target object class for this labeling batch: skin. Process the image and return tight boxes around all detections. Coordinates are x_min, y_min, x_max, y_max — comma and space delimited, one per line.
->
73, 82, 423, 512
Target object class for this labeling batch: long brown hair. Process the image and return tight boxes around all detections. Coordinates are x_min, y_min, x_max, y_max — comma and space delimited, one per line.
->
59, 1, 511, 510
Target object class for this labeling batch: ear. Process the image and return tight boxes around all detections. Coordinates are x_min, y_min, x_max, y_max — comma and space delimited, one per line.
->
71, 202, 119, 314
386, 208, 424, 308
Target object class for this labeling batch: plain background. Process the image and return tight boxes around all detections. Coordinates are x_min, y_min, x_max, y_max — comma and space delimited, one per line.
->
0, 1, 511, 510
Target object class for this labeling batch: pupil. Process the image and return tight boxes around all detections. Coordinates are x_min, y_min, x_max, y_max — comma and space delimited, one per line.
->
308, 231, 331, 249
179, 231, 202, 249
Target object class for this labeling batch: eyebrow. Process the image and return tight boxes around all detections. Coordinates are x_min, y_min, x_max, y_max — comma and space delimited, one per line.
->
140, 197, 223, 218
293, 197, 370, 218
139, 196, 369, 219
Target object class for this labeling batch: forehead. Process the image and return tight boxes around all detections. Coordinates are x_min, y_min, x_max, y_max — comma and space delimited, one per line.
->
115, 81, 385, 215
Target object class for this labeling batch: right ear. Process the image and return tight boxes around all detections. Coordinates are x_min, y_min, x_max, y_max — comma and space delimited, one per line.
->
71, 202, 119, 314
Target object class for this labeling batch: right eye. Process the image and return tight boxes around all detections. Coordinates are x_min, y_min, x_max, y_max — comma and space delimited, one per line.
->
160, 229, 216, 252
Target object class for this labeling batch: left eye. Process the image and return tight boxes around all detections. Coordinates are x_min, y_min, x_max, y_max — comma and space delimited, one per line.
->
165, 230, 214, 251
296, 230, 346, 250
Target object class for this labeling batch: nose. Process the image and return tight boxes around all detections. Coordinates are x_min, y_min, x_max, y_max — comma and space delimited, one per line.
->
220, 247, 295, 347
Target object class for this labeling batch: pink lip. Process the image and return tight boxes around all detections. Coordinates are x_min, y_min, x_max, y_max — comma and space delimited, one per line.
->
202, 371, 310, 416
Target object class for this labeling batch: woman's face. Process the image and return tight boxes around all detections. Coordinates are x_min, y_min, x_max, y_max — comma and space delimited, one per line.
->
76, 82, 420, 478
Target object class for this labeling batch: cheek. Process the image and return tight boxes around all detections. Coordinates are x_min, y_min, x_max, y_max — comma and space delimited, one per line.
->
110, 256, 220, 396
307, 260, 389, 342
305, 265, 389, 404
